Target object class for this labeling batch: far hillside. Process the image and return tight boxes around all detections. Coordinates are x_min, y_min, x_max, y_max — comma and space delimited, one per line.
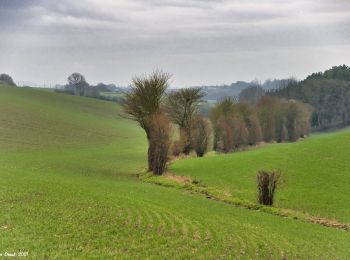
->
194, 79, 287, 102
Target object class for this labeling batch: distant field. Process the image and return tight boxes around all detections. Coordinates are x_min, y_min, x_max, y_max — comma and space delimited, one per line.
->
1, 84, 350, 258
171, 128, 350, 223
100, 91, 125, 98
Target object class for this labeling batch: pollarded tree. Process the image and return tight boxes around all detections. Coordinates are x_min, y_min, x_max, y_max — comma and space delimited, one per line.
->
190, 116, 212, 157
258, 96, 312, 143
0, 74, 16, 86
236, 102, 262, 145
149, 113, 172, 175
210, 98, 236, 152
247, 114, 263, 145
286, 100, 313, 141
122, 71, 171, 172
257, 170, 281, 206
166, 88, 204, 154
257, 96, 278, 142
216, 119, 233, 153
210, 98, 253, 152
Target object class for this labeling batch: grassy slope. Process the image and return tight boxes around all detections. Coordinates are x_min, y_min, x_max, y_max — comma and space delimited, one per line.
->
171, 129, 350, 223
1, 85, 350, 258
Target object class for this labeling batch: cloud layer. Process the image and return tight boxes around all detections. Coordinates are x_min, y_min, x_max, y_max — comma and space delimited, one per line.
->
1, 0, 350, 86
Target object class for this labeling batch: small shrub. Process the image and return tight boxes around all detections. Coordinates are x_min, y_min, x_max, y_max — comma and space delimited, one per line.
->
257, 170, 281, 206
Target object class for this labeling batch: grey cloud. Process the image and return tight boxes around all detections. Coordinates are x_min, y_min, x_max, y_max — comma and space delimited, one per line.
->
0, 0, 349, 86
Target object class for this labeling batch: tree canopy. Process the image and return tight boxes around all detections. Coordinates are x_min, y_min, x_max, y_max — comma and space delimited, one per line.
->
66, 73, 89, 96
0, 74, 16, 86
239, 85, 265, 106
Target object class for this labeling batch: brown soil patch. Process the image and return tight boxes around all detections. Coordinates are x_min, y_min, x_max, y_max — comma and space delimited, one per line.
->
310, 217, 350, 230
164, 172, 192, 184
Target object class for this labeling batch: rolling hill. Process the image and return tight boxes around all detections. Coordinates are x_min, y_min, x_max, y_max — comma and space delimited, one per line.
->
170, 129, 350, 223
1, 84, 350, 258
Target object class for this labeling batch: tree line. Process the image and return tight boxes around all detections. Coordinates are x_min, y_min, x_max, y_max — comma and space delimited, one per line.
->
210, 96, 312, 153
122, 71, 312, 176
55, 72, 123, 103
1, 70, 313, 176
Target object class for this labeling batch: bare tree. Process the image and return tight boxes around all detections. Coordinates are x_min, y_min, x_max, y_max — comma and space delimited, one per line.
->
190, 116, 212, 157
67, 73, 88, 96
216, 119, 233, 153
210, 98, 235, 153
149, 113, 172, 175
166, 88, 204, 154
172, 129, 187, 156
122, 71, 171, 171
247, 114, 262, 145
258, 96, 312, 143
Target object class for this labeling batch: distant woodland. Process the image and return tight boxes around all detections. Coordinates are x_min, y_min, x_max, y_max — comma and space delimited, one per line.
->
269, 65, 350, 130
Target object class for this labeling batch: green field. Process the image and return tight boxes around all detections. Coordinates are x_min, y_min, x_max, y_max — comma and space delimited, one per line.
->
1, 84, 350, 258
171, 129, 350, 223
100, 92, 125, 98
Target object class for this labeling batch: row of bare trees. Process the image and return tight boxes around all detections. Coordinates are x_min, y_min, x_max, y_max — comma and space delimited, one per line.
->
211, 98, 262, 153
122, 71, 211, 175
122, 71, 312, 175
210, 96, 312, 153
257, 96, 312, 143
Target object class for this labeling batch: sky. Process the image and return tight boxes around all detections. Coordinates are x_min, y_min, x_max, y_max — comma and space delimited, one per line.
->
0, 0, 350, 87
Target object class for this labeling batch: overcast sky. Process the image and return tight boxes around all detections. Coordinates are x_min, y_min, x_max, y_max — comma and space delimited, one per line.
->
1, 0, 349, 87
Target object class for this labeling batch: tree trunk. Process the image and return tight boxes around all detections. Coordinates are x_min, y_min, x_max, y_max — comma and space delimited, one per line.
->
147, 141, 154, 172
182, 127, 192, 155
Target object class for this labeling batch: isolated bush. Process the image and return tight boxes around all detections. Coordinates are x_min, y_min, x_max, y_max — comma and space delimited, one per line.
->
149, 113, 172, 175
190, 116, 212, 157
257, 170, 281, 206
0, 74, 16, 86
